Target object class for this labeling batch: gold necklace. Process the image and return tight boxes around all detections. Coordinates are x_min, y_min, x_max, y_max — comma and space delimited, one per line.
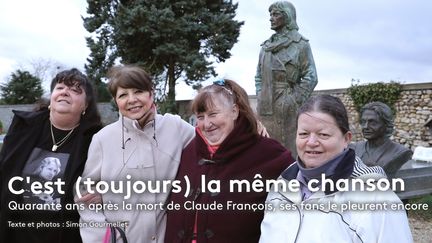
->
50, 123, 77, 152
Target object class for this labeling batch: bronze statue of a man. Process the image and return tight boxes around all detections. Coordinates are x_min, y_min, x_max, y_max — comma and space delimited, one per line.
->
350, 102, 412, 177
255, 1, 317, 157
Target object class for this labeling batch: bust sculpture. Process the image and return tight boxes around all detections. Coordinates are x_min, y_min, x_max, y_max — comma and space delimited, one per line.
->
350, 102, 412, 177
255, 1, 317, 157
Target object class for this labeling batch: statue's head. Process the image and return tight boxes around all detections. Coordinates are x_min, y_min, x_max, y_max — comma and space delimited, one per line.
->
269, 1, 299, 31
360, 101, 394, 140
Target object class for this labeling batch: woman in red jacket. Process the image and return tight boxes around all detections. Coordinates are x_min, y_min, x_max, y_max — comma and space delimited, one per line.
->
165, 79, 294, 243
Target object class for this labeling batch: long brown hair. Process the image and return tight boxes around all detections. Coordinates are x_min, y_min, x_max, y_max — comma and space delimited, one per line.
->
191, 79, 258, 136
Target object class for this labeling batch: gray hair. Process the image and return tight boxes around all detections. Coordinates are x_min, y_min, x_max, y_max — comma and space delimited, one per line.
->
269, 1, 299, 30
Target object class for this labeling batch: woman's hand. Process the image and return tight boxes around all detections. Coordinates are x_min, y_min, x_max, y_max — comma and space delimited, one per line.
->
75, 192, 103, 205
257, 120, 270, 137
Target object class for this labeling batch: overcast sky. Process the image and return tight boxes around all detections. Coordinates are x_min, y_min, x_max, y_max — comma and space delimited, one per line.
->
1, 0, 431, 100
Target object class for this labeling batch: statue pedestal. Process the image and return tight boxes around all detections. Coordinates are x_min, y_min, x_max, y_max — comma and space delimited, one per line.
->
395, 160, 432, 199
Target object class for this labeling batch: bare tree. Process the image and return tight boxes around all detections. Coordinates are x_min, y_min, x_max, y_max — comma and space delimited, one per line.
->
23, 58, 66, 95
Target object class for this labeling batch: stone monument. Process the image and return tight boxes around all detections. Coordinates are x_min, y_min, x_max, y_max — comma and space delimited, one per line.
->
350, 101, 412, 177
255, 1, 317, 157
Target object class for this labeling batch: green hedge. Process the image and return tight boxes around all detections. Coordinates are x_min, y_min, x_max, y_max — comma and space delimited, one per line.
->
347, 80, 402, 113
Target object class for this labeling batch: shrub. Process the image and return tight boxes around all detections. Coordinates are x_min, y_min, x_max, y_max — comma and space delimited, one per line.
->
347, 80, 402, 113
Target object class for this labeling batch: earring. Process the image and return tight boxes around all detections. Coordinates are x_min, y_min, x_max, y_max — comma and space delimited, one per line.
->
48, 105, 51, 110
82, 110, 86, 115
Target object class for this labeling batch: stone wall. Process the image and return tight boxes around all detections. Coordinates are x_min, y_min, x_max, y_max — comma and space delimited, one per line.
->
1, 82, 431, 151
0, 103, 118, 132
313, 82, 432, 150
0, 104, 34, 132
178, 82, 432, 151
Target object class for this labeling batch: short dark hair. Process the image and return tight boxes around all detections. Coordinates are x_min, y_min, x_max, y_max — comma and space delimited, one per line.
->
107, 65, 153, 98
50, 68, 101, 125
297, 94, 350, 134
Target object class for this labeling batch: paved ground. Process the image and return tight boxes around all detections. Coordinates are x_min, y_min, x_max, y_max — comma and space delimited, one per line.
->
409, 216, 432, 243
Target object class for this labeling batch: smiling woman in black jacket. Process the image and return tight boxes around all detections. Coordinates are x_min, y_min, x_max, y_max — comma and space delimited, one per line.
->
0, 68, 102, 243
